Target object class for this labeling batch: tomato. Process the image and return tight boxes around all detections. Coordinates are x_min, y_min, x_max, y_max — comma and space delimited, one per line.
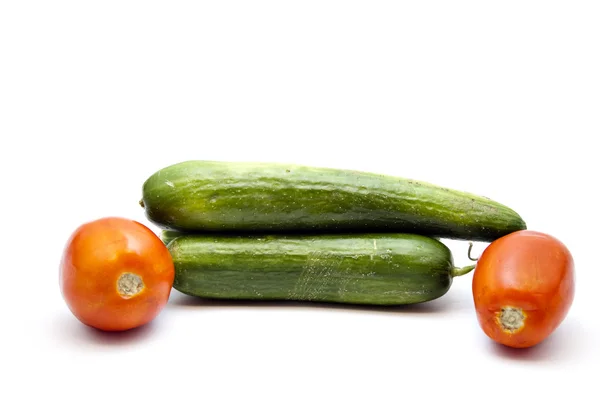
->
472, 230, 574, 348
59, 217, 175, 332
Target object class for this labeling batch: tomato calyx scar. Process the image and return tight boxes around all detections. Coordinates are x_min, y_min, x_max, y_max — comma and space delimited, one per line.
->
497, 307, 526, 333
117, 272, 145, 299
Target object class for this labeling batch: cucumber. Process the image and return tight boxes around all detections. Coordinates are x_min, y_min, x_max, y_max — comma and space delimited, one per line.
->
160, 230, 183, 246
141, 160, 526, 242
168, 233, 475, 305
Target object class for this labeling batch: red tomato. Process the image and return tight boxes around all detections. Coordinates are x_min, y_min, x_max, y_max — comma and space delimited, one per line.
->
59, 217, 175, 332
472, 230, 575, 348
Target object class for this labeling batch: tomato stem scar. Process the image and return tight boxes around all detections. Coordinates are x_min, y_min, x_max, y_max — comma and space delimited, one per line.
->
117, 273, 144, 298
498, 307, 525, 333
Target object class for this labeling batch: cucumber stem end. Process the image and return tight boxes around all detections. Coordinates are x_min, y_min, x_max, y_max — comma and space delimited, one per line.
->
451, 264, 476, 277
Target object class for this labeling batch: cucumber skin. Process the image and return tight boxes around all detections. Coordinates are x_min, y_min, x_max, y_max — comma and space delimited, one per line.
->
168, 233, 461, 305
142, 160, 527, 242
160, 230, 183, 246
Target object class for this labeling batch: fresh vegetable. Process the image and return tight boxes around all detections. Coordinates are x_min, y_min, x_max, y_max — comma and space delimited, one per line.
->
472, 230, 575, 348
160, 229, 183, 246
59, 217, 175, 331
140, 160, 527, 242
168, 233, 475, 305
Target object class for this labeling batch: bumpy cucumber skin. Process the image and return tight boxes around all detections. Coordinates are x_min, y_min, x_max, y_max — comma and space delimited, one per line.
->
169, 233, 460, 305
142, 160, 526, 242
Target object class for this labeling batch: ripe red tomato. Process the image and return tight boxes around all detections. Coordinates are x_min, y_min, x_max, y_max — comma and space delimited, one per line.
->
59, 217, 175, 331
472, 230, 575, 348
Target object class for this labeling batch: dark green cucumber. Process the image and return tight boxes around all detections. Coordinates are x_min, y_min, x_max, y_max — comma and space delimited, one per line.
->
160, 230, 183, 246
168, 233, 475, 305
141, 160, 526, 242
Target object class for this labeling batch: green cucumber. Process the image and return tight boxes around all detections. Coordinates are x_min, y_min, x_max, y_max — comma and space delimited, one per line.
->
168, 233, 475, 305
160, 230, 183, 246
141, 160, 526, 242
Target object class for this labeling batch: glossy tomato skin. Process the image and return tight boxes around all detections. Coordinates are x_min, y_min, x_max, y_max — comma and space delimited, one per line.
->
472, 230, 574, 348
60, 217, 175, 331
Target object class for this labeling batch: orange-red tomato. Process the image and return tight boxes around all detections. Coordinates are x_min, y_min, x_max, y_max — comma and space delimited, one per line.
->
59, 217, 175, 332
472, 230, 574, 348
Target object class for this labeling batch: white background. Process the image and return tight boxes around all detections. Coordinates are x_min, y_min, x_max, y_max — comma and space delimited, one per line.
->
1, 1, 598, 399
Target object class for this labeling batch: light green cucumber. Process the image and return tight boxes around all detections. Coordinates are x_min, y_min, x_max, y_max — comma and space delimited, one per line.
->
141, 160, 526, 242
